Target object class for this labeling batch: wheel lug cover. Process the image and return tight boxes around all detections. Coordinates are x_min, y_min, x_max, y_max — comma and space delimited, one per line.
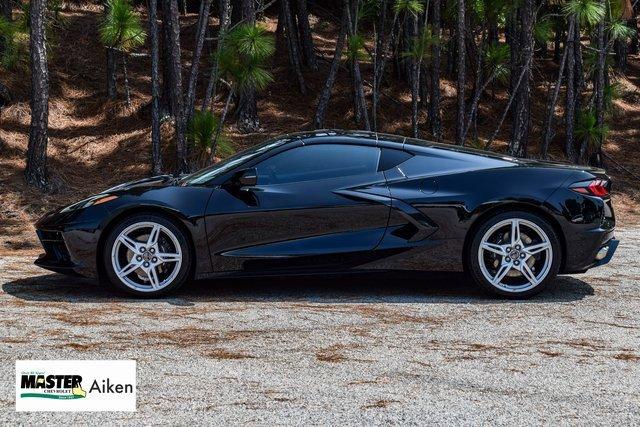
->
152, 257, 157, 263
520, 253, 526, 258
143, 262, 149, 268
136, 255, 142, 261
515, 245, 521, 250
150, 248, 155, 253
140, 247, 146, 253
514, 261, 520, 266
506, 247, 511, 252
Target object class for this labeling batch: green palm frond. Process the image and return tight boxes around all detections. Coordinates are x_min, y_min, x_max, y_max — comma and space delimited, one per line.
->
0, 16, 29, 71
346, 33, 367, 61
563, 0, 605, 27
484, 42, 510, 83
401, 26, 439, 61
393, 0, 425, 17
227, 24, 275, 62
583, 48, 613, 79
357, 0, 379, 23
608, 19, 635, 42
99, 0, 146, 52
603, 83, 621, 113
188, 110, 218, 151
576, 109, 609, 147
534, 15, 554, 45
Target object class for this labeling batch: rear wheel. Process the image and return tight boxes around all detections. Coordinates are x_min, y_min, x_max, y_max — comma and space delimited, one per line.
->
468, 211, 561, 298
103, 214, 191, 297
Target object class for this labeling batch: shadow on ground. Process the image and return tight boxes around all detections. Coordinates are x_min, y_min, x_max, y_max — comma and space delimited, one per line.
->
2, 271, 594, 306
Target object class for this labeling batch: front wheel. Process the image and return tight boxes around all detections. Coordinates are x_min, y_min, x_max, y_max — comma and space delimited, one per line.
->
468, 211, 561, 298
103, 214, 191, 297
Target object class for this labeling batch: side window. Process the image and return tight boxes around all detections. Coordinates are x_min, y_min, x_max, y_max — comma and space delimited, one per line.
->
256, 144, 381, 185
378, 148, 413, 171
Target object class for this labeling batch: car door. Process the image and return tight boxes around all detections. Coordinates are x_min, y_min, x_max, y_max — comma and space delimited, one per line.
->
204, 143, 391, 273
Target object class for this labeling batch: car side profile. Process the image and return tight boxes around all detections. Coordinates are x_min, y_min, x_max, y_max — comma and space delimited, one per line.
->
34, 130, 618, 298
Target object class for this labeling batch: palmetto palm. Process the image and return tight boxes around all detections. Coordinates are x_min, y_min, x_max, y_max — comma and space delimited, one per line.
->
99, 0, 146, 106
218, 24, 274, 92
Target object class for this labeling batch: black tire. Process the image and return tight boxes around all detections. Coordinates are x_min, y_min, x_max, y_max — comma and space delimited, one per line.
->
468, 211, 561, 299
103, 213, 192, 297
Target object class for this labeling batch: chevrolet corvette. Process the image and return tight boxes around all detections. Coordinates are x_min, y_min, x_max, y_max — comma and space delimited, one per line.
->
34, 130, 618, 298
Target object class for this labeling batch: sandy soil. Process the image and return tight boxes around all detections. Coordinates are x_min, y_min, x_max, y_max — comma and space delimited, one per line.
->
1, 227, 638, 423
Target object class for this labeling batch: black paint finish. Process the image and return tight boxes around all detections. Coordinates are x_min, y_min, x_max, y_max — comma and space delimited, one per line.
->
34, 130, 616, 281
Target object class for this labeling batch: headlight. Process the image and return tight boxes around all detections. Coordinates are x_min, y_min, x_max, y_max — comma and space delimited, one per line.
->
60, 194, 119, 213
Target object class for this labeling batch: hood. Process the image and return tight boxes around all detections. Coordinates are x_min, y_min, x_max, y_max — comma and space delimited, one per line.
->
101, 175, 179, 194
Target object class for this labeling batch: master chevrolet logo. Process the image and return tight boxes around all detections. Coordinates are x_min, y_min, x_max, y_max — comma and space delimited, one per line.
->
20, 374, 87, 400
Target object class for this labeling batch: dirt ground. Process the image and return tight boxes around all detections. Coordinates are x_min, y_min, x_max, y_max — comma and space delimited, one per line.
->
1, 4, 640, 256
1, 227, 639, 423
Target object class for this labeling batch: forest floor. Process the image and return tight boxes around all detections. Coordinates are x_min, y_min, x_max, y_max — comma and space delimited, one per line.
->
1, 3, 640, 256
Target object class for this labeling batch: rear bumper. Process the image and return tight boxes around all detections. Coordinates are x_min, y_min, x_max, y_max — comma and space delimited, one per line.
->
592, 238, 618, 268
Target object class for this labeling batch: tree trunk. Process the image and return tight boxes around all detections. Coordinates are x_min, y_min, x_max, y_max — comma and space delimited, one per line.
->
372, 0, 388, 131
281, 0, 306, 94
591, 2, 606, 167
346, 0, 370, 130
508, 0, 533, 158
313, 1, 347, 129
161, 2, 174, 116
541, 19, 573, 158
106, 48, 118, 98
164, 0, 188, 173
0, 0, 10, 20
122, 53, 131, 106
203, 0, 230, 111
25, 0, 49, 190
410, 14, 419, 138
295, 0, 317, 70
235, 0, 260, 133
429, 0, 442, 141
183, 0, 212, 125
565, 15, 576, 162
212, 85, 234, 159
455, 0, 465, 145
149, 0, 162, 175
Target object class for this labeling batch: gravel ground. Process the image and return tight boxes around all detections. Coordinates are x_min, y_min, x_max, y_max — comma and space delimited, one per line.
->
1, 228, 639, 425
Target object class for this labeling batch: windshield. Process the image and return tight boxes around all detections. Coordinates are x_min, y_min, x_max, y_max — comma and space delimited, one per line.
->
179, 135, 298, 185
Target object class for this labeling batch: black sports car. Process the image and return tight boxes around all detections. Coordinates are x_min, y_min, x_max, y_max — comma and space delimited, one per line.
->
35, 130, 618, 298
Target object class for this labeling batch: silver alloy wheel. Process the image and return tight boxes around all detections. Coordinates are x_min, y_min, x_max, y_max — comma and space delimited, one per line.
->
110, 221, 183, 292
478, 218, 552, 293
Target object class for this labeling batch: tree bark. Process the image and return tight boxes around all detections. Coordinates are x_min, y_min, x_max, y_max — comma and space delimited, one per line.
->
0, 0, 10, 20
346, 0, 369, 130
183, 0, 213, 125
281, 0, 306, 94
455, 0, 465, 145
591, 1, 606, 166
508, 0, 533, 157
313, 1, 348, 129
202, 0, 230, 111
122, 53, 131, 106
103, 2, 117, 99
106, 48, 118, 98
565, 14, 576, 162
235, 0, 260, 133
372, 0, 388, 131
429, 0, 442, 141
163, 0, 188, 173
212, 85, 234, 160
25, 0, 49, 190
541, 19, 573, 158
149, 0, 162, 175
295, 0, 317, 70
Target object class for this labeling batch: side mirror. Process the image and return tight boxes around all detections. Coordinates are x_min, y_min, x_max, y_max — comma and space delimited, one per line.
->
237, 168, 258, 187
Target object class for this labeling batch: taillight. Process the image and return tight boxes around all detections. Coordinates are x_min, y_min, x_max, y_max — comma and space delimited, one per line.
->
571, 179, 610, 197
